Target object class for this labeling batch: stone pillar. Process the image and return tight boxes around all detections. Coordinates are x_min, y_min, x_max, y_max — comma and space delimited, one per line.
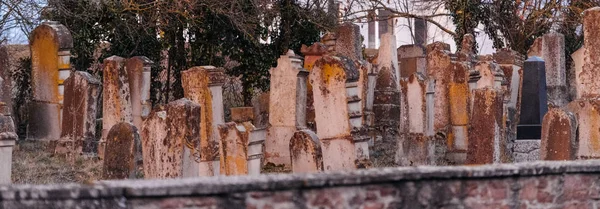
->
181, 66, 226, 176
580, 9, 600, 98
100, 56, 133, 159
0, 46, 11, 112
0, 102, 17, 184
540, 108, 577, 160
126, 56, 153, 131
378, 9, 394, 37
60, 71, 101, 156
334, 22, 363, 61
28, 21, 73, 140
296, 69, 309, 129
301, 43, 328, 131
517, 57, 548, 140
290, 129, 322, 173
265, 50, 303, 167
368, 10, 376, 49
527, 33, 569, 107
572, 47, 584, 100
102, 122, 142, 180
247, 126, 266, 176
141, 99, 202, 179
413, 18, 428, 45
397, 44, 426, 78
218, 122, 249, 176
447, 62, 470, 164
467, 88, 505, 165
310, 56, 358, 171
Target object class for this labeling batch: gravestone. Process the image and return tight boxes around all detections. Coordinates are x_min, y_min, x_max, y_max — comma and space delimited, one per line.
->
181, 66, 226, 176
0, 46, 11, 113
126, 56, 153, 130
579, 8, 600, 98
247, 126, 266, 176
102, 122, 142, 180
426, 42, 452, 135
301, 43, 328, 131
467, 88, 506, 165
572, 47, 584, 100
28, 22, 73, 140
527, 33, 569, 107
290, 130, 322, 173
334, 22, 363, 61
310, 55, 358, 171
218, 122, 249, 176
414, 18, 428, 45
398, 73, 428, 165
141, 106, 168, 179
397, 45, 426, 78
447, 61, 470, 163
100, 56, 133, 159
252, 92, 269, 129
60, 71, 101, 156
265, 50, 303, 167
517, 57, 548, 140
0, 102, 16, 184
541, 108, 577, 160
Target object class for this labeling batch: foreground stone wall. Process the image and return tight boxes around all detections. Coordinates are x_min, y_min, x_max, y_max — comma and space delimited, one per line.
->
4, 160, 600, 208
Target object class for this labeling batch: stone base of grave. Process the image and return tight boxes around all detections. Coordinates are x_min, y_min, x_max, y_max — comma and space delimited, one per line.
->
0, 138, 15, 184
27, 101, 61, 140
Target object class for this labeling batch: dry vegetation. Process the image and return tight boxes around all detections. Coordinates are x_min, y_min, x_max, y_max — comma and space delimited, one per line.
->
11, 141, 102, 184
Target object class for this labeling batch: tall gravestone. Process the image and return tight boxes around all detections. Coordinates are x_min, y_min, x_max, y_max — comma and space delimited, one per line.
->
310, 56, 358, 171
0, 46, 11, 113
100, 56, 133, 159
541, 108, 577, 160
181, 66, 226, 176
126, 56, 153, 131
28, 21, 73, 140
265, 51, 303, 167
527, 33, 569, 107
494, 49, 525, 142
60, 71, 101, 156
102, 122, 142, 180
467, 88, 506, 164
517, 57, 548, 140
301, 43, 327, 131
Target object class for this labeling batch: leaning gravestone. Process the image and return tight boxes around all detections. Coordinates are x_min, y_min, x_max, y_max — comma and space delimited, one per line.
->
102, 122, 142, 180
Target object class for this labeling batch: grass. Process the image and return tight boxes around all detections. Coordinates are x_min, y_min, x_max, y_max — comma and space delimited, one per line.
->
11, 140, 103, 184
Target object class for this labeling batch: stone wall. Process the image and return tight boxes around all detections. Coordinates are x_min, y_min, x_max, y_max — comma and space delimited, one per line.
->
3, 160, 600, 208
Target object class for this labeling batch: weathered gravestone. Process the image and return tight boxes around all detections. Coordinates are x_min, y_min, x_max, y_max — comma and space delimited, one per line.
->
141, 99, 201, 179
266, 50, 303, 167
252, 92, 269, 129
467, 88, 506, 165
218, 122, 249, 176
517, 57, 548, 140
60, 71, 101, 156
310, 55, 358, 171
126, 56, 153, 130
290, 129, 322, 173
0, 46, 11, 113
372, 33, 401, 166
181, 66, 226, 176
28, 21, 73, 140
397, 44, 426, 78
398, 73, 428, 166
0, 102, 17, 184
527, 33, 569, 107
102, 122, 142, 180
541, 108, 577, 160
494, 49, 525, 144
572, 47, 584, 100
301, 43, 327, 131
100, 56, 133, 159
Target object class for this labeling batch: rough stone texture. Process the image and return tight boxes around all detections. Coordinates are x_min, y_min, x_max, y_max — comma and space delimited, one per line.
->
230, 107, 254, 123
467, 88, 506, 165
398, 73, 428, 166
102, 122, 142, 180
426, 42, 452, 135
528, 33, 569, 107
541, 108, 578, 160
28, 21, 73, 141
60, 71, 101, 156
265, 51, 303, 166
290, 129, 322, 173
310, 55, 357, 171
334, 22, 362, 61
8, 160, 600, 208
301, 43, 327, 131
218, 122, 249, 176
126, 56, 153, 131
579, 7, 600, 98
572, 47, 584, 100
0, 46, 11, 112
101, 56, 133, 159
494, 49, 525, 145
448, 61, 470, 155
513, 140, 541, 163
397, 44, 426, 78
251, 92, 269, 129
565, 99, 600, 159
0, 103, 17, 184
181, 66, 226, 176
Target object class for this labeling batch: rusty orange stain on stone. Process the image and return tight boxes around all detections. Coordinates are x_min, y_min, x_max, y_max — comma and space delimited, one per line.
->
31, 27, 60, 103
448, 83, 469, 125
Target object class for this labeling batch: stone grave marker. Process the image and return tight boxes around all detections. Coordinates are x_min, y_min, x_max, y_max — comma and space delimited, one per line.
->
102, 122, 142, 179
541, 108, 577, 160
101, 56, 133, 159
290, 130, 322, 173
517, 57, 548, 140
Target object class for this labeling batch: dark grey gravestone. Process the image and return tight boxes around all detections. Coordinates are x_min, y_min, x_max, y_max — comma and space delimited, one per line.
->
414, 18, 427, 45
517, 56, 548, 139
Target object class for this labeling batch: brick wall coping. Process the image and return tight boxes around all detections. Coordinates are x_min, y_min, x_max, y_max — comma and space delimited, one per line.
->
3, 160, 600, 201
